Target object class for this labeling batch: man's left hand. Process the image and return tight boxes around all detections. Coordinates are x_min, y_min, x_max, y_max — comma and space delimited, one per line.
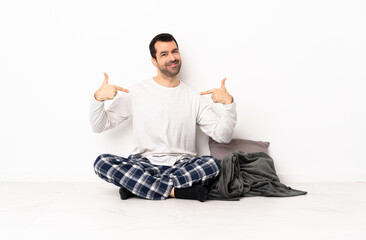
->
200, 78, 233, 104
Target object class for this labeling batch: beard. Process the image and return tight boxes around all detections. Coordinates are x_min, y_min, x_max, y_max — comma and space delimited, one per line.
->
157, 59, 181, 77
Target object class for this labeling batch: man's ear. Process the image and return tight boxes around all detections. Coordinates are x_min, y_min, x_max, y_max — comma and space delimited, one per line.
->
151, 57, 157, 68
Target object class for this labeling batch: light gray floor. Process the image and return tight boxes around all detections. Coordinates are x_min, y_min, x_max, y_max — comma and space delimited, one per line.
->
1, 182, 365, 240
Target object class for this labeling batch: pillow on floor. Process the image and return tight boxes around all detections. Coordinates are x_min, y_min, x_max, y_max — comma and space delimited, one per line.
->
208, 137, 270, 160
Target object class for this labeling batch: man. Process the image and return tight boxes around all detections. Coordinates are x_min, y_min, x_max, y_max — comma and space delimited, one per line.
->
90, 33, 236, 202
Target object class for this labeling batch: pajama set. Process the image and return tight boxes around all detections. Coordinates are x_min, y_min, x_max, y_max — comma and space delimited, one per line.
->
90, 78, 237, 200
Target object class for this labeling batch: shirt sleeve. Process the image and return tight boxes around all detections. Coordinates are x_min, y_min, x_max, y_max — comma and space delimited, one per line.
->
196, 97, 237, 143
89, 94, 132, 133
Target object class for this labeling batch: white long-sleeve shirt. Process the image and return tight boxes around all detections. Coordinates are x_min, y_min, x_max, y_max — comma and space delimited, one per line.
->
90, 78, 237, 166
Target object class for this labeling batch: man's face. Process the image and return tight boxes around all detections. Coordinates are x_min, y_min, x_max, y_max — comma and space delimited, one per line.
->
153, 41, 181, 77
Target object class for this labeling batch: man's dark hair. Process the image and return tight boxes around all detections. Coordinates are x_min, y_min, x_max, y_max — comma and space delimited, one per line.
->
149, 33, 179, 60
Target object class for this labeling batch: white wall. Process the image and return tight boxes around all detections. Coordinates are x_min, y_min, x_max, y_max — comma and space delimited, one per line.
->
0, 0, 365, 182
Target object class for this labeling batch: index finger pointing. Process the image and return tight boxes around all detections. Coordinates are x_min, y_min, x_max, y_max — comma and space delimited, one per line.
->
115, 85, 130, 93
200, 90, 214, 95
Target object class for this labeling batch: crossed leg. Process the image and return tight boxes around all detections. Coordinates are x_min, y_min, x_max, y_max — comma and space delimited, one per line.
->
93, 154, 221, 200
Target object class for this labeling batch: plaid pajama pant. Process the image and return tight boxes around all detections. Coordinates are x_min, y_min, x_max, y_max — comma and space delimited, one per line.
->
94, 154, 221, 200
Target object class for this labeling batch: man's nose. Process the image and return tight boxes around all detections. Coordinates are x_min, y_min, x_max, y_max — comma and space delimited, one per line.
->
167, 53, 176, 62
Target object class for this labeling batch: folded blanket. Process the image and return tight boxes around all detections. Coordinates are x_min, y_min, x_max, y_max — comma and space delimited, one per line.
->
206, 150, 244, 201
207, 151, 307, 200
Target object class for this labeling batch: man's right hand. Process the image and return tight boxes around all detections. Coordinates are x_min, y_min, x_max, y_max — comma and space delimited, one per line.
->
94, 73, 130, 102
